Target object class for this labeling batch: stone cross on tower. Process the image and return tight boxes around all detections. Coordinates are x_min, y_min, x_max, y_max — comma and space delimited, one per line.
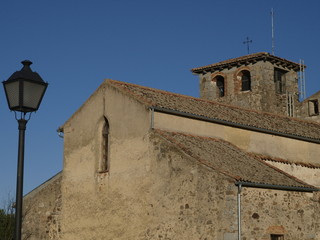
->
243, 37, 252, 54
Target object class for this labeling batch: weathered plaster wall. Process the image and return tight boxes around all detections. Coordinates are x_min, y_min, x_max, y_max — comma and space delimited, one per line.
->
241, 188, 320, 240
61, 121, 241, 240
153, 112, 320, 165
23, 173, 62, 240
265, 161, 320, 187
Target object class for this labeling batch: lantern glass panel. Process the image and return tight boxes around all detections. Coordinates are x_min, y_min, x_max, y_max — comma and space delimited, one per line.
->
4, 80, 20, 110
23, 81, 46, 111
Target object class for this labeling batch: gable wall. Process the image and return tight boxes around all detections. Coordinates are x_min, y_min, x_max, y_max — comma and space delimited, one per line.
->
60, 83, 152, 239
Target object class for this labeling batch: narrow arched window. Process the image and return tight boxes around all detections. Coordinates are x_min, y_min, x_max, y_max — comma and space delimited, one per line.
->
101, 117, 109, 172
216, 76, 225, 97
241, 70, 251, 91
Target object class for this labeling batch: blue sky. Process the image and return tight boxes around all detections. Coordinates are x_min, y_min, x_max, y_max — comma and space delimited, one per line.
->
0, 0, 319, 203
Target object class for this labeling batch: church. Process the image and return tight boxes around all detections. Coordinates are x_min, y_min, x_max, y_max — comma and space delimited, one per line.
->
22, 52, 320, 240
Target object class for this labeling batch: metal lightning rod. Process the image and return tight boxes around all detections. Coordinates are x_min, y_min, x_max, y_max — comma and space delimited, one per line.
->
271, 8, 275, 55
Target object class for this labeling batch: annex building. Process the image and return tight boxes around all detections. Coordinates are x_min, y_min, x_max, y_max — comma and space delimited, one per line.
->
23, 53, 320, 240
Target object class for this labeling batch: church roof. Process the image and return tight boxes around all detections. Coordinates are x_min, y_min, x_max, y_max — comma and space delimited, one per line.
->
154, 129, 316, 191
191, 52, 303, 73
107, 80, 320, 143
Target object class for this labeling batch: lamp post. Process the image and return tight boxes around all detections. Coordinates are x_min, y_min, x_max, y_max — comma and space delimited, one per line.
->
3, 60, 48, 240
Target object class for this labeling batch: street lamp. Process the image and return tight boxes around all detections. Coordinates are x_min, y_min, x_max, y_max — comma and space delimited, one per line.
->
3, 60, 48, 240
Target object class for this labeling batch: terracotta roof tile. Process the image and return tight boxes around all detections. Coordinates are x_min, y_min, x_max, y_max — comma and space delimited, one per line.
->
107, 79, 320, 141
191, 52, 303, 73
154, 129, 314, 189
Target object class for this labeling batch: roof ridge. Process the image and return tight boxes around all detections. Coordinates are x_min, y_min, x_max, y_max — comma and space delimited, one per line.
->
107, 79, 218, 105
106, 79, 156, 106
106, 79, 320, 129
191, 52, 268, 71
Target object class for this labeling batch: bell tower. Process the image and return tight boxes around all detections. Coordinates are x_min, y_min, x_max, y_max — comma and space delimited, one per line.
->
191, 52, 302, 117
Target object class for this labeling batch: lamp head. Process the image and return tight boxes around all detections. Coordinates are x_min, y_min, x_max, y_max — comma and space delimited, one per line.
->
3, 60, 48, 113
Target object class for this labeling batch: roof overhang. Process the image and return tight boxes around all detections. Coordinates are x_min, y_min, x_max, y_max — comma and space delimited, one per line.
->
191, 52, 305, 74
235, 181, 319, 192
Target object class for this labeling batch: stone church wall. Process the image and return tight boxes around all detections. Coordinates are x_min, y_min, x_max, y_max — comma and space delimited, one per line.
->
59, 83, 240, 239
241, 188, 320, 240
22, 80, 320, 240
23, 172, 62, 240
147, 134, 239, 239
58, 83, 320, 239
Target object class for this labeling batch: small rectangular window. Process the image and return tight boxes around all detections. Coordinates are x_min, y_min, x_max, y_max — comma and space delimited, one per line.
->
308, 99, 319, 116
274, 68, 287, 94
271, 234, 284, 240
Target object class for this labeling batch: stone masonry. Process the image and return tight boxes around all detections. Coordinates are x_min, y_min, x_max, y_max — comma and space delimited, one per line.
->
23, 173, 62, 240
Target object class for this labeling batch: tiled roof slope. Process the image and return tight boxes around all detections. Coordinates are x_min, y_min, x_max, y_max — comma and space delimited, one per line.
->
107, 80, 320, 141
154, 130, 314, 189
191, 52, 303, 73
